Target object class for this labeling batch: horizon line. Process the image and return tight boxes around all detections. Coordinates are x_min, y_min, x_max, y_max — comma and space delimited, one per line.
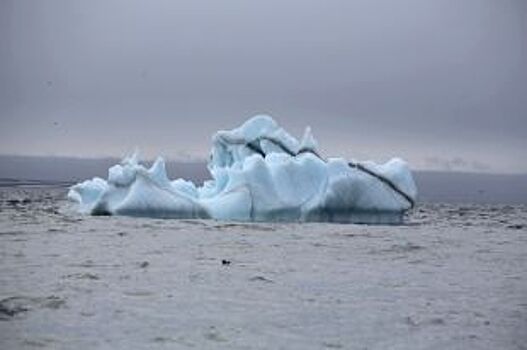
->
1, 153, 526, 176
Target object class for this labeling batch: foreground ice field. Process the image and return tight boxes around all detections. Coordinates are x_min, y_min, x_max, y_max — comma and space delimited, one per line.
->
1, 186, 526, 349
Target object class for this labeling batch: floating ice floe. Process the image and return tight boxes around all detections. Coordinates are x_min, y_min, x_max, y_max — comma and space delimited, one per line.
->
68, 115, 417, 223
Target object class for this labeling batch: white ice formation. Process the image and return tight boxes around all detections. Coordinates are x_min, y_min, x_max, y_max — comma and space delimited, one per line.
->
68, 115, 417, 223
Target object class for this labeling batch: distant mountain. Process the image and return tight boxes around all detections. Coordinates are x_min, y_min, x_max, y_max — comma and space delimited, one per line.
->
413, 171, 527, 205
0, 155, 210, 184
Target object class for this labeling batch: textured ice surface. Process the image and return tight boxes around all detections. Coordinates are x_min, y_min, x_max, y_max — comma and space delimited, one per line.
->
68, 116, 417, 222
1, 186, 526, 350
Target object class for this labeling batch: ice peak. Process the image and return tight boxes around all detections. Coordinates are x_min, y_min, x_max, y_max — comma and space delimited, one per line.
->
300, 126, 318, 153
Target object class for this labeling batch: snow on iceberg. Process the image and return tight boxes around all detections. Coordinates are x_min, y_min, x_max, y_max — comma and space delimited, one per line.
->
68, 115, 417, 223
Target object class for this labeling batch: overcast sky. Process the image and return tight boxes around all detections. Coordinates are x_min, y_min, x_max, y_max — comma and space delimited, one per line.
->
1, 0, 526, 173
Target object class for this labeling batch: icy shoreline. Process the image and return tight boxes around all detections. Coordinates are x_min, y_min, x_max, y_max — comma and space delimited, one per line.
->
1, 186, 526, 349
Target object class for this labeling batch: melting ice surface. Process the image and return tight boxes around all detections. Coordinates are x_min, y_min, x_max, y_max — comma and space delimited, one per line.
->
68, 116, 417, 223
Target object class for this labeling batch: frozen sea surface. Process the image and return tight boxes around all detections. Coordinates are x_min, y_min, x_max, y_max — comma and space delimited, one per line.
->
0, 186, 526, 349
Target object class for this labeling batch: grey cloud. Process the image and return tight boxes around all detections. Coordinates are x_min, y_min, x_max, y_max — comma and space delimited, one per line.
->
0, 0, 526, 173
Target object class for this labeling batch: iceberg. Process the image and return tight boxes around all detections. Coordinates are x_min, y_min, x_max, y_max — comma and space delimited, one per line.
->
68, 115, 417, 223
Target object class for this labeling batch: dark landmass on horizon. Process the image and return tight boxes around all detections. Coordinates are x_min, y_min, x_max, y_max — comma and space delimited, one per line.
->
0, 155, 526, 205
